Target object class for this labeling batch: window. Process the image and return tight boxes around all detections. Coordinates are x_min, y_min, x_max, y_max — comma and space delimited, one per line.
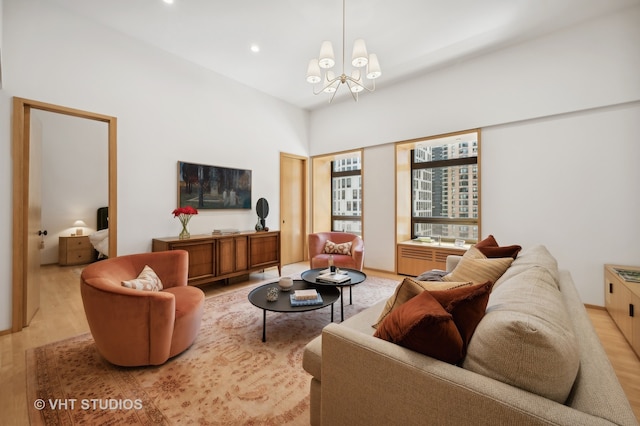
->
410, 131, 479, 242
331, 155, 362, 235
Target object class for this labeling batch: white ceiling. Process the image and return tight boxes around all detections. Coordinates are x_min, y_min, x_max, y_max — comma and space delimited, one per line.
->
49, 0, 639, 110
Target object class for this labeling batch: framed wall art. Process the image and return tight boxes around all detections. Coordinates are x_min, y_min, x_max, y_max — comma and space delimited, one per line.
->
178, 161, 252, 210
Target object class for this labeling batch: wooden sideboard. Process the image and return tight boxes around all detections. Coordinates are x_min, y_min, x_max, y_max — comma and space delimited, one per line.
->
397, 240, 468, 276
152, 230, 281, 286
604, 264, 640, 357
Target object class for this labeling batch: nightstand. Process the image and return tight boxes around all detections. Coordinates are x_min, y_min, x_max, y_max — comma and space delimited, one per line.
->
59, 235, 96, 266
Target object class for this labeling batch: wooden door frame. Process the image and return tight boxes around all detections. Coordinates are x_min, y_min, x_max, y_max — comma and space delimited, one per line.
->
11, 97, 118, 333
279, 152, 308, 263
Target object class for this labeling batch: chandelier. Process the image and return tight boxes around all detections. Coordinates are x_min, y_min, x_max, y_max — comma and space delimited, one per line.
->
305, 0, 382, 102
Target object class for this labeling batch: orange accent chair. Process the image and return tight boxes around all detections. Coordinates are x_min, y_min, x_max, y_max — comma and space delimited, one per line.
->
308, 232, 364, 271
80, 250, 204, 367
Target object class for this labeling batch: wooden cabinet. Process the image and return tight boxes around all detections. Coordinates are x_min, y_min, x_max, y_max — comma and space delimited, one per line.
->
152, 231, 280, 287
217, 235, 248, 275
59, 235, 96, 266
397, 241, 467, 276
604, 264, 640, 357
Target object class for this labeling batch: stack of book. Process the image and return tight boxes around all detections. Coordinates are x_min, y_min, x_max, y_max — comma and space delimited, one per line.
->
316, 272, 351, 284
290, 289, 324, 306
212, 229, 240, 235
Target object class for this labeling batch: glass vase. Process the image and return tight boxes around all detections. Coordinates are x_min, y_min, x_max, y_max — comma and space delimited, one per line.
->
179, 220, 190, 239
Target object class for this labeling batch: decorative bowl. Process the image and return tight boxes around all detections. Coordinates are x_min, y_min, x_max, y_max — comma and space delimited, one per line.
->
278, 277, 294, 291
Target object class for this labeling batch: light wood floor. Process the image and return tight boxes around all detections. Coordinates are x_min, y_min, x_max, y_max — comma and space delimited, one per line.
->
1, 264, 639, 424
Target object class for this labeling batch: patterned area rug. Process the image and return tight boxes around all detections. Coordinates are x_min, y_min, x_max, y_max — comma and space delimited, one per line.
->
26, 275, 397, 425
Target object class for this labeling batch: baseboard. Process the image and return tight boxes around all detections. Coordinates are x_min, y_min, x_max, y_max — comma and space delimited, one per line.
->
585, 303, 606, 310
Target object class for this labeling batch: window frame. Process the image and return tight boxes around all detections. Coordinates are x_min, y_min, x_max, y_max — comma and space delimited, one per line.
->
330, 159, 362, 234
406, 130, 480, 243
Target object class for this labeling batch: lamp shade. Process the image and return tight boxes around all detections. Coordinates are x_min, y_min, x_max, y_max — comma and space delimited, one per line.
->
351, 39, 368, 68
318, 41, 335, 69
306, 59, 322, 84
350, 71, 364, 93
323, 71, 338, 93
366, 53, 382, 79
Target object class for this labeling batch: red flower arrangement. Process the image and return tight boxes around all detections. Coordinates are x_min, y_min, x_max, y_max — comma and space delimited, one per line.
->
173, 206, 198, 239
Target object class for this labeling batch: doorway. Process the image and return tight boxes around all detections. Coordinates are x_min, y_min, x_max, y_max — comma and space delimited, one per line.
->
279, 153, 307, 265
11, 97, 118, 333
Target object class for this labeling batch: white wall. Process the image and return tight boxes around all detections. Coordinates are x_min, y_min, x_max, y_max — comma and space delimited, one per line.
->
311, 6, 640, 306
482, 102, 640, 305
362, 144, 396, 272
0, 0, 309, 331
37, 110, 109, 265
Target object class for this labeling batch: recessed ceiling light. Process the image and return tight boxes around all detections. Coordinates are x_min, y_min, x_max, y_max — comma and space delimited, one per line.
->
163, 0, 174, 4
250, 44, 260, 53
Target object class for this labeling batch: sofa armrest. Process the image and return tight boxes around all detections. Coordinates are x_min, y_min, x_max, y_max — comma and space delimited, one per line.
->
320, 323, 608, 426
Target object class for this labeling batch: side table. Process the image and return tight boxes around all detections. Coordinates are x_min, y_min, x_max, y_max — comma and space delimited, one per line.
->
301, 268, 367, 322
248, 280, 340, 342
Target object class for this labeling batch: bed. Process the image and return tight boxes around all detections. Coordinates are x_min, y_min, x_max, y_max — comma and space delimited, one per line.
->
89, 206, 109, 259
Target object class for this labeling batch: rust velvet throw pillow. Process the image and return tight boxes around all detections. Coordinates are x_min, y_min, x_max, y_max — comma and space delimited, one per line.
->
374, 290, 464, 364
475, 234, 522, 260
374, 281, 493, 364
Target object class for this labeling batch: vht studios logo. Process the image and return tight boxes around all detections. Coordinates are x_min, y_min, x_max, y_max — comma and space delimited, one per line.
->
34, 398, 143, 410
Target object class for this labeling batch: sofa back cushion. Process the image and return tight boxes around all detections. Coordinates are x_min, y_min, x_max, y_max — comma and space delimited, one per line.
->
493, 244, 559, 290
462, 258, 580, 404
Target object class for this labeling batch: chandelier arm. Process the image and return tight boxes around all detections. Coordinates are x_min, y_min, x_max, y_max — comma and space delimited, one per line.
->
329, 86, 340, 103
311, 75, 342, 95
345, 81, 359, 102
345, 75, 376, 92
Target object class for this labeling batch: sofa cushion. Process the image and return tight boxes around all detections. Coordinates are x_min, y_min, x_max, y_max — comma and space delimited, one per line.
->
462, 266, 580, 403
430, 281, 493, 351
323, 240, 352, 255
373, 277, 472, 328
121, 265, 163, 291
475, 234, 522, 259
443, 247, 513, 284
373, 290, 464, 364
493, 245, 559, 290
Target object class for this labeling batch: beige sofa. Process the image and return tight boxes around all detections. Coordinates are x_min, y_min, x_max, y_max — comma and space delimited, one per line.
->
303, 245, 638, 425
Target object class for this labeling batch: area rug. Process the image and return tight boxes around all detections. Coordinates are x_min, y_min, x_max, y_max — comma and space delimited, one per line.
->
26, 275, 397, 425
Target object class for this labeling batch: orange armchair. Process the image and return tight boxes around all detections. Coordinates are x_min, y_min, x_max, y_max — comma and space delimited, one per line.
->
80, 250, 204, 367
308, 232, 364, 271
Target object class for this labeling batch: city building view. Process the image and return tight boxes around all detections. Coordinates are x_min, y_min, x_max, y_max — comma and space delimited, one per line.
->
331, 155, 362, 235
412, 136, 479, 243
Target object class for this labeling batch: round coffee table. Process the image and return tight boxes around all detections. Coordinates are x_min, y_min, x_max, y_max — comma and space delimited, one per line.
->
300, 268, 367, 322
248, 280, 340, 342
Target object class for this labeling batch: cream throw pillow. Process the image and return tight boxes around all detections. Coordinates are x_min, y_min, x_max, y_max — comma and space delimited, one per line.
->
122, 265, 163, 291
373, 277, 472, 328
443, 247, 513, 284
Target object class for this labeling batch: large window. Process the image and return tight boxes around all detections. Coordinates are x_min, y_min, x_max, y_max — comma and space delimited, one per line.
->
410, 132, 479, 243
331, 155, 362, 235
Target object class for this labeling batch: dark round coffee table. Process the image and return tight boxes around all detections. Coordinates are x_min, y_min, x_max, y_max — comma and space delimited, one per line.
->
300, 268, 367, 322
248, 279, 340, 342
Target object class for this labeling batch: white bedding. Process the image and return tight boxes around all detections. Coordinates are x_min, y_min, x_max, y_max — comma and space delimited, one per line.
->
89, 229, 109, 258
